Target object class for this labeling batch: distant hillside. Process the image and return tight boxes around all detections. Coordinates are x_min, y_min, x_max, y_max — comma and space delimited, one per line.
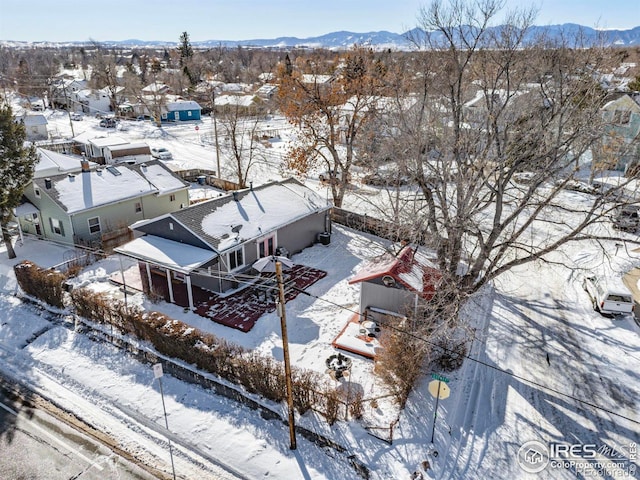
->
2, 24, 640, 50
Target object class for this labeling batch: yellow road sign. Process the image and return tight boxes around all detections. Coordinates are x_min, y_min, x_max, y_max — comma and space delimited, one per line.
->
428, 380, 451, 400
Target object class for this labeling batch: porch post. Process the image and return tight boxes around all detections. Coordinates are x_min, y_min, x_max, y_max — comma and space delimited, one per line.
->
185, 274, 194, 311
145, 262, 152, 292
165, 268, 174, 303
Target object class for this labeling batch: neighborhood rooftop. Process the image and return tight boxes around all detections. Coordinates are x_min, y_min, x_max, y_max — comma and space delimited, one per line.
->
32, 160, 188, 214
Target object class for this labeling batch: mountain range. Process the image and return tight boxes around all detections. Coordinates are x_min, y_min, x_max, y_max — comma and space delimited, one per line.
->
3, 24, 640, 50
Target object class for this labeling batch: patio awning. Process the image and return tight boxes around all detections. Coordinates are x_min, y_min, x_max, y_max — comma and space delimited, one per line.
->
115, 235, 217, 274
14, 202, 39, 216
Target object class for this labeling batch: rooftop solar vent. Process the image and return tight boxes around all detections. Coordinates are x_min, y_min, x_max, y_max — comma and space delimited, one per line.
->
106, 166, 121, 176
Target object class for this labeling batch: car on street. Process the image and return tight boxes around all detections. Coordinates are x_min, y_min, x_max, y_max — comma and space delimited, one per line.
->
99, 117, 117, 128
150, 147, 172, 160
70, 112, 82, 121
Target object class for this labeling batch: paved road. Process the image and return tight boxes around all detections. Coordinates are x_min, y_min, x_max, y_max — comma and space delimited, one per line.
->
0, 380, 161, 480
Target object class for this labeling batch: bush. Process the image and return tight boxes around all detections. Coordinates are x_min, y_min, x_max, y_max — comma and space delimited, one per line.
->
324, 388, 341, 426
374, 329, 427, 408
433, 338, 467, 372
14, 261, 66, 308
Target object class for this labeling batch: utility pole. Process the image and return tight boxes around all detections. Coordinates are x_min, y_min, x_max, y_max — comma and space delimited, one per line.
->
275, 261, 297, 450
211, 87, 221, 177
153, 363, 177, 480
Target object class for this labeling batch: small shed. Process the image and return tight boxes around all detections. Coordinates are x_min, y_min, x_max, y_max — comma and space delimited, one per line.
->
348, 245, 441, 318
104, 143, 152, 165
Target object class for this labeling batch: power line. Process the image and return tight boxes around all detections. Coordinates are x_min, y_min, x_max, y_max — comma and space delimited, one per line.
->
293, 287, 640, 427
118, 252, 640, 426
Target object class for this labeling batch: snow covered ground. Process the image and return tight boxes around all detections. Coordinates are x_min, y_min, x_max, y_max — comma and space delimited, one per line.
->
1, 108, 639, 479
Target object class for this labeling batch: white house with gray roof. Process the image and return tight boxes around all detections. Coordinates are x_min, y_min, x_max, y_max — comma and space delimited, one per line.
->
18, 160, 189, 247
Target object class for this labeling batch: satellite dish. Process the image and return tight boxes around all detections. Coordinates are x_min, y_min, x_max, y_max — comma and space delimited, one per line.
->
231, 224, 242, 234
382, 275, 396, 287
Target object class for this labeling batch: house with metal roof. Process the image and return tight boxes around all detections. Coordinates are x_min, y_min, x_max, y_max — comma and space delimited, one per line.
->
115, 178, 331, 309
17, 160, 189, 248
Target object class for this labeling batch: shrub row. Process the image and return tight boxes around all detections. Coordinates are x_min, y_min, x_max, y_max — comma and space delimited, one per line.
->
13, 260, 66, 308
13, 260, 383, 423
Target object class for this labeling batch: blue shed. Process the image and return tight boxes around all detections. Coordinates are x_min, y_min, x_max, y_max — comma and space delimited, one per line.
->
162, 100, 202, 122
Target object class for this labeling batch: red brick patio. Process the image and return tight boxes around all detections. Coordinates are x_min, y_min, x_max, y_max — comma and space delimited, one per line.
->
112, 264, 327, 332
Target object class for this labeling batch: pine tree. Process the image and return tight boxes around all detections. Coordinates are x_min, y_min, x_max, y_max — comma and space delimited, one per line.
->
0, 104, 38, 259
178, 31, 197, 86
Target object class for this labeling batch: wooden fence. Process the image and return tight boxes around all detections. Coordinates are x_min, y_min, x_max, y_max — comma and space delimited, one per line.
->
331, 207, 432, 246
175, 169, 243, 192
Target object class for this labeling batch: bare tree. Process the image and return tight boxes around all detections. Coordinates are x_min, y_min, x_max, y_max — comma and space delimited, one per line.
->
370, 0, 632, 312
217, 101, 267, 188
277, 46, 390, 207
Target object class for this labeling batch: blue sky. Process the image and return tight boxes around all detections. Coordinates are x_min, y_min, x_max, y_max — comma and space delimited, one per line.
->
0, 0, 638, 43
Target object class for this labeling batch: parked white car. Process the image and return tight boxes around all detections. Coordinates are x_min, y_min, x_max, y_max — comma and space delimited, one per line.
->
150, 147, 172, 160
582, 275, 634, 316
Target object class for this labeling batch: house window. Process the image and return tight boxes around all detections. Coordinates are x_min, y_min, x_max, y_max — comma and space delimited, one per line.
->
170, 194, 176, 202
135, 202, 142, 213
187, 111, 192, 117
228, 247, 244, 271
50, 218, 64, 236
613, 110, 631, 125
258, 235, 275, 258
88, 216, 101, 234
34, 186, 41, 198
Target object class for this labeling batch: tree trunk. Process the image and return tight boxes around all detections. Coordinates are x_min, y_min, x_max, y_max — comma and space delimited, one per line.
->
1, 224, 16, 259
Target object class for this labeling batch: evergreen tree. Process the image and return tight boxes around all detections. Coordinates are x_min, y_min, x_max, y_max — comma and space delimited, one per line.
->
178, 31, 197, 86
0, 104, 38, 259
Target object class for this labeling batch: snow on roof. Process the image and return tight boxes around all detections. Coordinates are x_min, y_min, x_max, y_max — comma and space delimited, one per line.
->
172, 179, 329, 252
34, 148, 95, 178
203, 181, 327, 251
301, 74, 333, 84
348, 246, 441, 297
137, 163, 187, 195
15, 201, 39, 216
34, 162, 185, 214
106, 143, 150, 153
166, 100, 201, 111
88, 136, 128, 148
214, 95, 258, 107
115, 235, 216, 274
19, 114, 47, 126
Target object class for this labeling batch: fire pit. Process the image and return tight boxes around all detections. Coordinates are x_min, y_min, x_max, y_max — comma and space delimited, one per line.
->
325, 353, 352, 380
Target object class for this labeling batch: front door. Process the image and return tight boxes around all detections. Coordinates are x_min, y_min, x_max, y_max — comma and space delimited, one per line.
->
258, 235, 275, 258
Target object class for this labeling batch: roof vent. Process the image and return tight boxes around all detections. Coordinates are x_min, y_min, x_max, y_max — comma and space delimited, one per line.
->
44, 178, 52, 189
68, 173, 76, 181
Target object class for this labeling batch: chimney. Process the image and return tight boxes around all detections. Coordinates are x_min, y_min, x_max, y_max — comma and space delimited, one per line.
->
44, 178, 52, 189
80, 153, 90, 172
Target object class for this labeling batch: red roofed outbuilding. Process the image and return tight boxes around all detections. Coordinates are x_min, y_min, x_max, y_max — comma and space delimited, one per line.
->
348, 245, 441, 318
